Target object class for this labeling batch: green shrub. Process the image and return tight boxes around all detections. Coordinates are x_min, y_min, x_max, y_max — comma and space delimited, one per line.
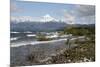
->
36, 34, 52, 41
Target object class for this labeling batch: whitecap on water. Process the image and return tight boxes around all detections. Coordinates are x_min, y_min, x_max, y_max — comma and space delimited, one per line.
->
10, 37, 20, 41
26, 34, 36, 37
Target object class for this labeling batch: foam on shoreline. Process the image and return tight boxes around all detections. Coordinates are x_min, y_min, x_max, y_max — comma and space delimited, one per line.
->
11, 38, 67, 47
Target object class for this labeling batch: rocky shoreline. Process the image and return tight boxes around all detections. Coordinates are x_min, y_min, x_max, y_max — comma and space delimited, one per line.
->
10, 37, 95, 66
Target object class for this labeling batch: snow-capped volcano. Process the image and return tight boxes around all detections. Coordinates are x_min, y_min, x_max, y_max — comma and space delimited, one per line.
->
40, 14, 59, 22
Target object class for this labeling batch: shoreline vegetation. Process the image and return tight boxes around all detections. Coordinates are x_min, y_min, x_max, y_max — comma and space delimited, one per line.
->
26, 37, 95, 65
11, 26, 95, 66
27, 26, 95, 64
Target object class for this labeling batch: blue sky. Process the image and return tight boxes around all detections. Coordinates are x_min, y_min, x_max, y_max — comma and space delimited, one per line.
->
11, 0, 95, 24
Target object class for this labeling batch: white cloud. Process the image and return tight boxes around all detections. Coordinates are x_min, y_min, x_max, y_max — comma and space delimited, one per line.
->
76, 5, 95, 17
11, 2, 23, 12
10, 14, 59, 22
61, 5, 95, 24
62, 10, 75, 24
76, 5, 95, 24
11, 16, 35, 22
79, 15, 95, 24
11, 2, 17, 12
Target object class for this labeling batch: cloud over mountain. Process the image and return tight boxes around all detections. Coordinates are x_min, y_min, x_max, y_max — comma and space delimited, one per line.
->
11, 1, 95, 24
76, 5, 95, 17
63, 10, 75, 24
76, 5, 95, 24
11, 14, 59, 22
11, 16, 35, 22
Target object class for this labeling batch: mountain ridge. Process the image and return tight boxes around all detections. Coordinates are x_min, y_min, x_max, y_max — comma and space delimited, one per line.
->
10, 21, 95, 32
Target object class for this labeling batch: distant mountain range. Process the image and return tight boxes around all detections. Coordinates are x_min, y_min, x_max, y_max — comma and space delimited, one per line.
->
10, 14, 95, 32
10, 21, 67, 32
10, 21, 95, 32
